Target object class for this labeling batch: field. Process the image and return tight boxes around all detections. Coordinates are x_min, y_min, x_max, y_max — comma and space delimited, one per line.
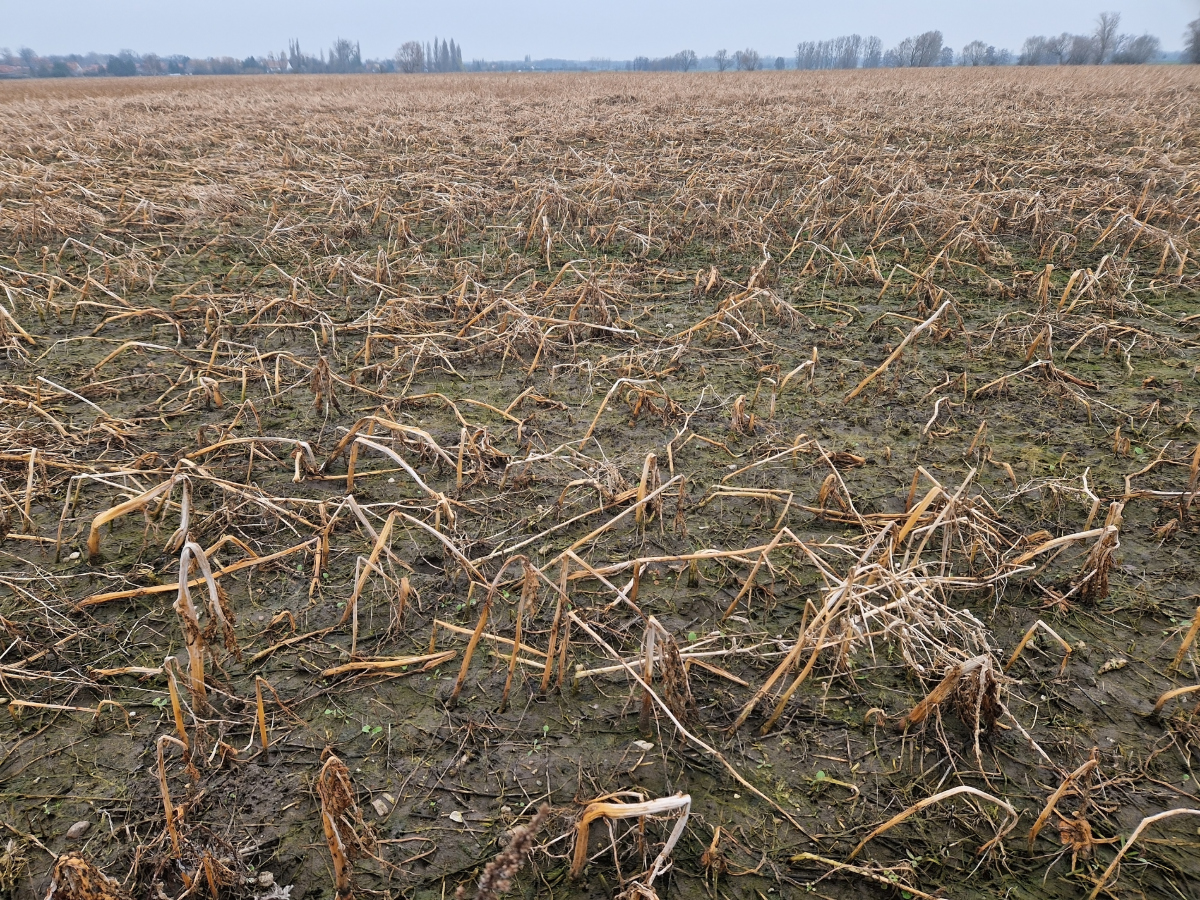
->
1, 68, 1199, 900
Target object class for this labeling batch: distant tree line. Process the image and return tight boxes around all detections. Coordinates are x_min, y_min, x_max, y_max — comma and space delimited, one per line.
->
6, 10, 1199, 81
395, 38, 464, 73
787, 14, 1170, 71
628, 50, 697, 72
1019, 13, 1159, 65
0, 37, 464, 78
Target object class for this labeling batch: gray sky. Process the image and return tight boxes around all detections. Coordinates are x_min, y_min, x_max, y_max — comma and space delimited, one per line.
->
2, 0, 1194, 59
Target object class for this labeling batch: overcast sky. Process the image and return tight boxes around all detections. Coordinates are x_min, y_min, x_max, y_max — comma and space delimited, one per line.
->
2, 0, 1195, 60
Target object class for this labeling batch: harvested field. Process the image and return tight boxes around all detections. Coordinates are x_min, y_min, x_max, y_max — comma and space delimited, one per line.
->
1, 68, 1199, 899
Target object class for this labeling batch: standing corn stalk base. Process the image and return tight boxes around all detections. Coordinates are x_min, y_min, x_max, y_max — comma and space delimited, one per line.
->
316, 754, 374, 900
570, 792, 691, 897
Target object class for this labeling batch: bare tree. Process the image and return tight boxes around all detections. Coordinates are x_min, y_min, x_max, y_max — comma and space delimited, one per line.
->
1067, 34, 1097, 65
913, 31, 944, 67
714, 49, 730, 71
18, 47, 36, 72
395, 41, 424, 73
888, 31, 942, 68
795, 42, 822, 70
1045, 33, 1070, 64
1094, 12, 1120, 63
1188, 17, 1200, 64
1112, 34, 1160, 64
835, 34, 862, 68
735, 48, 762, 71
961, 40, 989, 66
142, 53, 164, 75
677, 49, 697, 71
1020, 36, 1048, 65
862, 36, 883, 68
327, 38, 361, 73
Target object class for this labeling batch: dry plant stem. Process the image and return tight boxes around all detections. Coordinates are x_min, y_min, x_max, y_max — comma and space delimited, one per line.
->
0, 301, 35, 344
475, 471, 681, 564
581, 378, 655, 443
157, 735, 188, 858
456, 426, 466, 491
550, 475, 683, 565
1153, 684, 1200, 716
788, 853, 946, 900
432, 620, 545, 656
899, 655, 991, 729
760, 614, 836, 735
1007, 527, 1109, 568
845, 300, 951, 402
174, 544, 209, 711
758, 525, 893, 734
164, 657, 190, 753
500, 562, 536, 712
565, 550, 642, 617
86, 474, 180, 562
635, 452, 657, 525
317, 755, 356, 900
255, 676, 269, 752
730, 601, 813, 731
567, 611, 811, 838
449, 559, 524, 708
847, 785, 1017, 861
23, 449, 36, 533
721, 438, 814, 484
540, 562, 569, 694
341, 511, 397, 626
397, 512, 487, 584
248, 626, 336, 665
1028, 754, 1098, 849
350, 435, 440, 498
720, 528, 787, 622
1170, 605, 1200, 673
7, 699, 129, 720
1087, 809, 1200, 900
1005, 620, 1072, 676
79, 537, 318, 608
569, 792, 690, 882
163, 478, 191, 555
323, 650, 457, 679
639, 619, 665, 735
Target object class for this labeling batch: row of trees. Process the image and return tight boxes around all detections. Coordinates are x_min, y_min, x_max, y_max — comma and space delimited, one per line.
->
793, 33, 950, 69
286, 39, 363, 73
395, 38, 464, 73
1020, 13, 1159, 65
787, 15, 1168, 72
8, 13, 1200, 80
628, 50, 698, 72
712, 49, 786, 71
0, 38, 463, 78
796, 35, 883, 69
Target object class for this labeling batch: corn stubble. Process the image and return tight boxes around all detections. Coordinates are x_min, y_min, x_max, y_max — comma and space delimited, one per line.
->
1, 67, 1199, 899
